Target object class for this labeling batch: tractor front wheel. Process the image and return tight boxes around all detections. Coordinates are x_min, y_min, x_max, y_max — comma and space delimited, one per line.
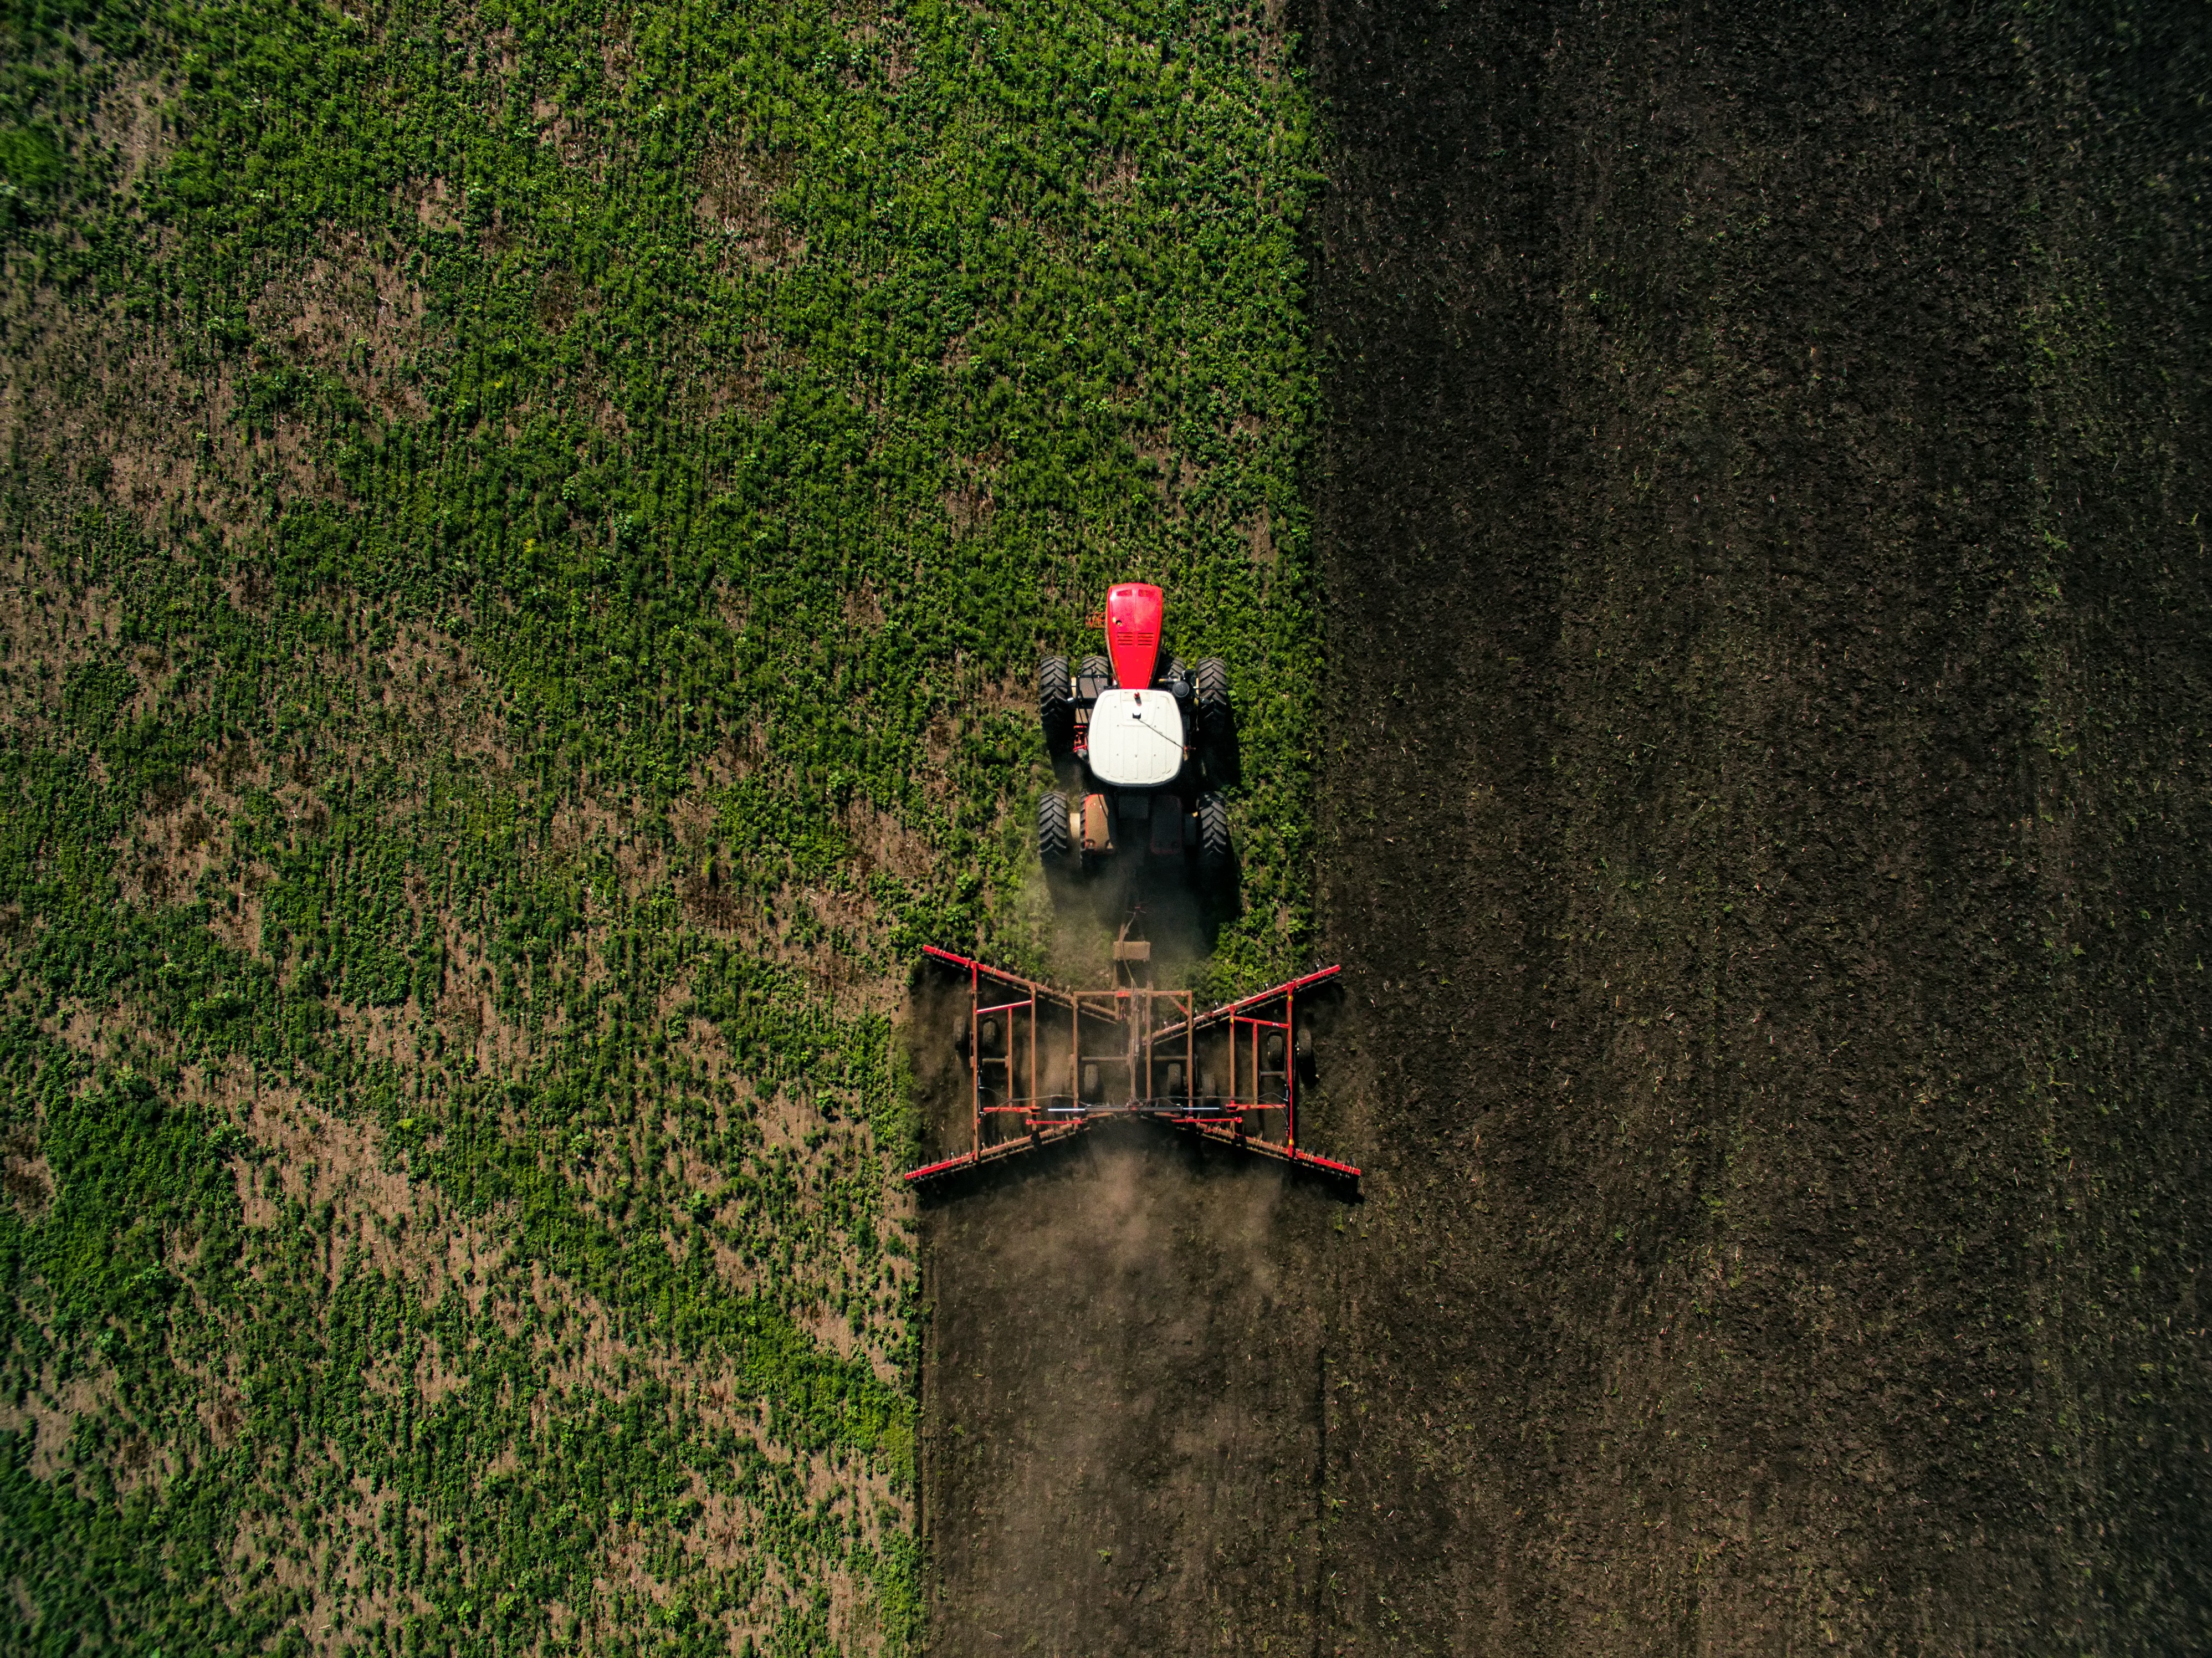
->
1038, 792, 1071, 867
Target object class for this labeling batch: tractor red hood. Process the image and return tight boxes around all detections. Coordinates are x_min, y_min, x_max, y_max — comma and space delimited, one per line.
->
1105, 582, 1164, 689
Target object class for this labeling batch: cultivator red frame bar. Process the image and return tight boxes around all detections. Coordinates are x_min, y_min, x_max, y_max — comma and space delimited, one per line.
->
905, 945, 1359, 1184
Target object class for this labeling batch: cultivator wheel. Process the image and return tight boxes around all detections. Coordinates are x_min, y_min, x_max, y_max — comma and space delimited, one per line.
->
1037, 791, 1071, 867
1039, 656, 1072, 750
1261, 1029, 1288, 1104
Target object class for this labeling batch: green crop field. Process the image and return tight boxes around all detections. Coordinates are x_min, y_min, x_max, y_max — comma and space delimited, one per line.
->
0, 0, 1318, 1650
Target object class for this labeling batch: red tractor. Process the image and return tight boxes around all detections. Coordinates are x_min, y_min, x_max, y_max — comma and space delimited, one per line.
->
1037, 582, 1231, 880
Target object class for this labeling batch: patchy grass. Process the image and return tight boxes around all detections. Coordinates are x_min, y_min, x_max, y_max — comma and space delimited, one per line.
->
0, 0, 1317, 1651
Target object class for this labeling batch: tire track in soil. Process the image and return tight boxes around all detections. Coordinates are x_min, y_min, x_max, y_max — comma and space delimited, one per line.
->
918, 2, 2212, 1652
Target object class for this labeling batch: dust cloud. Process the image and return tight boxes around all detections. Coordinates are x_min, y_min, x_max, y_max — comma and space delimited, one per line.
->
909, 854, 1349, 1654
1040, 852, 1219, 994
914, 1125, 1335, 1655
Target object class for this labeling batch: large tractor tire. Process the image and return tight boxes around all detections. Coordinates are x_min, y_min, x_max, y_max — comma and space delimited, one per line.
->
1194, 657, 1230, 738
1077, 653, 1112, 699
1037, 791, 1071, 867
1039, 656, 1072, 749
1196, 790, 1231, 881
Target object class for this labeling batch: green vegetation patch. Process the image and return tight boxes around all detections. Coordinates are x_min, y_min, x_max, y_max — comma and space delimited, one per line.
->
0, 0, 1317, 1651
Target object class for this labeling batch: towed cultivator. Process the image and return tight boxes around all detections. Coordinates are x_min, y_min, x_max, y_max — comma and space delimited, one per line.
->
905, 935, 1359, 1185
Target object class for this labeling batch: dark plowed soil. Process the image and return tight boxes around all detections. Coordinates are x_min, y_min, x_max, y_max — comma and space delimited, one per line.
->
919, 3, 2211, 1652
913, 1128, 1340, 1654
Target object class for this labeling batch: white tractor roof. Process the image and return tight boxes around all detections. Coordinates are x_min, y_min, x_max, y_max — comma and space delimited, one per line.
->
1087, 689, 1185, 789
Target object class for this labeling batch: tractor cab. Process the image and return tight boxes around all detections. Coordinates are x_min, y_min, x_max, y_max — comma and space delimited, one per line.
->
1084, 689, 1184, 789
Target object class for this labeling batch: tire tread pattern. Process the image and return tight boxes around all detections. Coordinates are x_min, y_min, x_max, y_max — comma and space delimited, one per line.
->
1040, 657, 1072, 750
1037, 792, 1071, 864
1196, 791, 1230, 876
1194, 657, 1229, 738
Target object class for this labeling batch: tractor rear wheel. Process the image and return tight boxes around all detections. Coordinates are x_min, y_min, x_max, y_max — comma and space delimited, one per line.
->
1194, 657, 1229, 738
1078, 653, 1111, 697
1037, 792, 1071, 867
1196, 791, 1231, 880
1039, 656, 1072, 748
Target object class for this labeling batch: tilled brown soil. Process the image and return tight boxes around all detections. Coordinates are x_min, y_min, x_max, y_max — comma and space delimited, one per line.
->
913, 1129, 1340, 1653
909, 960, 1350, 1654
918, 3, 2211, 1652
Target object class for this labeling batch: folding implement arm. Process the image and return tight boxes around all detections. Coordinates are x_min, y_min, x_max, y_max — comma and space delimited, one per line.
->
1148, 964, 1355, 1175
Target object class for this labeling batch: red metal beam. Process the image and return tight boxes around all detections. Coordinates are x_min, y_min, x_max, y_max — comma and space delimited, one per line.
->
1180, 1124, 1361, 1178
904, 1120, 1358, 1184
903, 1151, 977, 1182
1151, 964, 1342, 1041
922, 944, 1075, 1009
903, 1122, 1088, 1184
